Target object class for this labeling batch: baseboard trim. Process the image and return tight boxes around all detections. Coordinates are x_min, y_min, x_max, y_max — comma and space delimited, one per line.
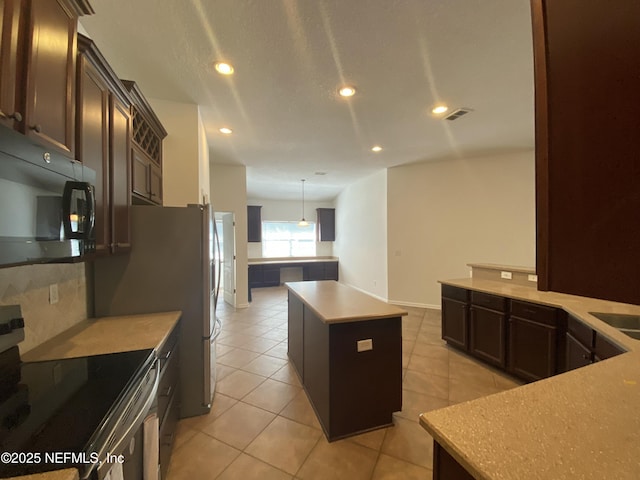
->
346, 283, 389, 303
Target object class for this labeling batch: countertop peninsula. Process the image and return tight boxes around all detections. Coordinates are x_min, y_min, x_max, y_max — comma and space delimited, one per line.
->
420, 278, 640, 479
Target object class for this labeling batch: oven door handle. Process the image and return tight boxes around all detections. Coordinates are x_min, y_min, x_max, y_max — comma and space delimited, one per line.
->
83, 361, 160, 480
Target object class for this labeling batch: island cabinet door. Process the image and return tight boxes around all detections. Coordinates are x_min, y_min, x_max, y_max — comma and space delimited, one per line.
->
329, 317, 402, 440
287, 292, 304, 379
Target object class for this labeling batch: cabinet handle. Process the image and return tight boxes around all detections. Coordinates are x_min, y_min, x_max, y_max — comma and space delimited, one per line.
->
160, 385, 172, 397
5, 112, 23, 122
29, 124, 42, 133
582, 354, 590, 360
162, 433, 175, 446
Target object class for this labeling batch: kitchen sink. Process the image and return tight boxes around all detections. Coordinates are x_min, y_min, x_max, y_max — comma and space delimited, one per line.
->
589, 312, 640, 340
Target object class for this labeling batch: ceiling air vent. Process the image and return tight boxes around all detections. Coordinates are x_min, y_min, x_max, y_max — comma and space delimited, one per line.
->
444, 108, 472, 121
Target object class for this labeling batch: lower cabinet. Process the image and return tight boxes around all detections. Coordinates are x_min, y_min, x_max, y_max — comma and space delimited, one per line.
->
440, 285, 622, 383
155, 323, 180, 479
507, 300, 564, 382
564, 315, 626, 371
249, 261, 339, 289
433, 441, 475, 480
469, 292, 507, 369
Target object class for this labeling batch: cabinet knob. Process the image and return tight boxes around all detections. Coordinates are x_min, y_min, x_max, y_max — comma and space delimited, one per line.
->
7, 112, 23, 122
29, 124, 42, 133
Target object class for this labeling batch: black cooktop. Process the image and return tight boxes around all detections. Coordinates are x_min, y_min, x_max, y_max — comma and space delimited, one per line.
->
0, 348, 154, 478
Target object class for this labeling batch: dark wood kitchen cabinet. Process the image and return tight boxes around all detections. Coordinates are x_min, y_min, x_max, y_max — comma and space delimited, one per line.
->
441, 285, 469, 351
0, 0, 92, 156
564, 315, 626, 371
316, 208, 335, 242
507, 300, 564, 382
531, 0, 640, 305
122, 80, 166, 205
77, 34, 131, 255
433, 442, 475, 480
247, 205, 262, 242
469, 291, 507, 369
0, 0, 21, 129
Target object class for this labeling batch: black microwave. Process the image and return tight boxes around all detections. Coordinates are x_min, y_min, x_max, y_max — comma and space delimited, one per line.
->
0, 127, 96, 268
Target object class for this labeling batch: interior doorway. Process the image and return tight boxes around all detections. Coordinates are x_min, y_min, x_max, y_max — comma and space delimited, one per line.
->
215, 211, 237, 307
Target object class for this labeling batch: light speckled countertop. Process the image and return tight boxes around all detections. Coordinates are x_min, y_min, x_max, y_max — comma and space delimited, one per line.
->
286, 280, 407, 324
420, 279, 640, 479
4, 469, 79, 480
22, 311, 181, 362
248, 256, 338, 265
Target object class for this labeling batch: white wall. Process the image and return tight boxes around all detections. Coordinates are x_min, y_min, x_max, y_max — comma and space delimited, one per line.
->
246, 198, 335, 258
197, 108, 211, 204
387, 150, 535, 308
149, 98, 201, 206
333, 170, 388, 300
210, 164, 249, 308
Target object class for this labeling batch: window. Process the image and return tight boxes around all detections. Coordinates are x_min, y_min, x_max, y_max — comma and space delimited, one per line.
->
262, 221, 316, 257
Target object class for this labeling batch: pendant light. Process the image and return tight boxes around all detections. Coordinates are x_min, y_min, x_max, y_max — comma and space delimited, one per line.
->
298, 179, 309, 227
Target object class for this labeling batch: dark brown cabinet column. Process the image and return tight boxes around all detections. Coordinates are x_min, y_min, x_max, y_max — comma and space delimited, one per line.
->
531, 0, 640, 304
0, 0, 21, 129
77, 34, 131, 256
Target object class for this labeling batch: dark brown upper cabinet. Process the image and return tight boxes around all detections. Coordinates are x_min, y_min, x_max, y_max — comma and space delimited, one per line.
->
122, 80, 166, 206
77, 33, 131, 255
1, 0, 92, 155
316, 208, 335, 242
21, 0, 93, 157
247, 205, 262, 242
531, 0, 640, 305
0, 0, 21, 129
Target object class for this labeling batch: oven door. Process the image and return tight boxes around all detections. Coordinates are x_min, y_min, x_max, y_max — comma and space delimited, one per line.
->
91, 359, 159, 480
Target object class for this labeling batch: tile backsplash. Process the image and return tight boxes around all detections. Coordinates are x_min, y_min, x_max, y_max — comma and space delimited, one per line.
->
0, 263, 88, 355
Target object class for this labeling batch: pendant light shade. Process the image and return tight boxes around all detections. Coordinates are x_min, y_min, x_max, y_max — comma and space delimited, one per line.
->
298, 179, 309, 227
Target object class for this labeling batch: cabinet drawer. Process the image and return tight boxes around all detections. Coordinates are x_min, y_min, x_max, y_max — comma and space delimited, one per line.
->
510, 300, 557, 326
158, 347, 179, 424
159, 325, 179, 370
159, 391, 179, 480
470, 291, 507, 312
441, 285, 468, 303
567, 315, 594, 348
594, 333, 626, 360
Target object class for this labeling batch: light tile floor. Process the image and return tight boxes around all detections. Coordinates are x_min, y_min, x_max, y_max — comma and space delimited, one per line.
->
167, 286, 523, 479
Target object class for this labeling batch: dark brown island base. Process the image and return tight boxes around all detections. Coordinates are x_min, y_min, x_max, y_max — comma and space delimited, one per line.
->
286, 280, 407, 441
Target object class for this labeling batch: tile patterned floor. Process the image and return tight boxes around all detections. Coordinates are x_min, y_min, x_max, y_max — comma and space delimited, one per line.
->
166, 286, 523, 479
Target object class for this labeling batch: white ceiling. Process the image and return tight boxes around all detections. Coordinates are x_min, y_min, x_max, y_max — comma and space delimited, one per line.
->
80, 0, 535, 202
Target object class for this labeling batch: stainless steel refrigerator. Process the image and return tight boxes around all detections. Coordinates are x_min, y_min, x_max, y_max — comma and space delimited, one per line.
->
93, 204, 222, 418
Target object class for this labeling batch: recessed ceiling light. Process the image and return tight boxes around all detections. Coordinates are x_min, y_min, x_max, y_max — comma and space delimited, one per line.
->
214, 62, 234, 75
338, 86, 356, 97
431, 105, 449, 115
219, 127, 233, 135
371, 145, 382, 152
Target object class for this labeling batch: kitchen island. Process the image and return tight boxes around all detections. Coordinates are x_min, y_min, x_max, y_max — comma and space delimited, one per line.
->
286, 280, 407, 441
